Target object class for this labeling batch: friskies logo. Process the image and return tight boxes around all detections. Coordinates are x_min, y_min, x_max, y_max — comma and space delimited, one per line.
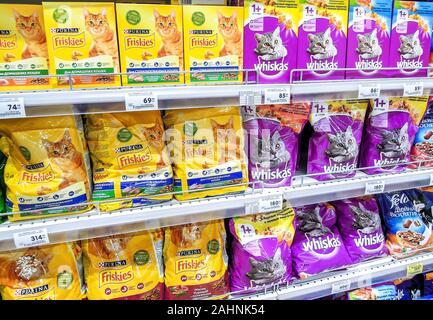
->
99, 265, 134, 287
189, 34, 217, 49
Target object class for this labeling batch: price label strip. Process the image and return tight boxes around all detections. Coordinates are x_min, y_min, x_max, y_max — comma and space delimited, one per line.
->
13, 228, 50, 249
365, 180, 386, 195
240, 91, 262, 106
403, 82, 424, 97
407, 262, 424, 278
0, 97, 26, 119
358, 84, 381, 99
125, 92, 158, 111
264, 88, 290, 105
245, 194, 283, 215
331, 279, 351, 294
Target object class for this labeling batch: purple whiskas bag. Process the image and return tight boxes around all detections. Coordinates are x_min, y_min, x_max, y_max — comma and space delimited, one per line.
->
332, 197, 388, 264
292, 203, 351, 279
229, 205, 295, 292
307, 100, 368, 181
242, 104, 311, 188
359, 97, 428, 175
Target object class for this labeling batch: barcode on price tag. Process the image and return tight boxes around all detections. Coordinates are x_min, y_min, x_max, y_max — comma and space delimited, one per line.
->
240, 91, 262, 106
404, 82, 424, 97
407, 263, 424, 277
0, 97, 25, 119
245, 194, 283, 215
264, 88, 290, 105
13, 228, 49, 249
365, 181, 385, 195
331, 280, 351, 294
125, 92, 158, 111
358, 84, 381, 99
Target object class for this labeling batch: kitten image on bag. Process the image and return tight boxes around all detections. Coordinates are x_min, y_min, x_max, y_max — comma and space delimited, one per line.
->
170, 224, 204, 248
218, 11, 243, 67
142, 122, 168, 167
356, 29, 382, 60
211, 117, 241, 164
154, 10, 183, 68
250, 131, 291, 169
350, 203, 381, 234
297, 206, 331, 237
307, 27, 337, 60
89, 236, 132, 260
0, 249, 52, 282
13, 10, 48, 62
254, 27, 288, 61
377, 123, 410, 158
42, 129, 87, 190
84, 8, 119, 72
246, 248, 286, 286
325, 126, 358, 163
399, 30, 423, 60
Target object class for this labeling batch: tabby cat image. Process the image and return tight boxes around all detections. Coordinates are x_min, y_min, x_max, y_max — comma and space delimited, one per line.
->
218, 11, 243, 67
88, 235, 133, 260
170, 224, 204, 248
154, 10, 183, 68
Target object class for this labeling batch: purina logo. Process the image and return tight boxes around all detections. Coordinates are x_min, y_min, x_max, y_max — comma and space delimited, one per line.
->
15, 284, 49, 296
390, 193, 410, 209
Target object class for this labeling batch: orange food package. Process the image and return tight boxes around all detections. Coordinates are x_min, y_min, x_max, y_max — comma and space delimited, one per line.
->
164, 220, 229, 300
0, 242, 85, 300
82, 230, 164, 300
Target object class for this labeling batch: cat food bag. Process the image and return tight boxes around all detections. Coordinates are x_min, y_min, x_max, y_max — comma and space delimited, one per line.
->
164, 220, 229, 300
85, 112, 173, 212
43, 2, 120, 88
410, 96, 433, 168
183, 5, 243, 84
424, 272, 433, 296
116, 3, 184, 86
0, 115, 92, 221
347, 283, 397, 300
0, 152, 6, 217
291, 203, 352, 278
243, 0, 299, 84
0, 242, 85, 300
394, 275, 423, 300
376, 189, 433, 256
332, 197, 388, 264
0, 4, 51, 90
388, 1, 433, 78
296, 0, 349, 81
307, 99, 368, 181
242, 103, 310, 187
229, 203, 295, 292
345, 0, 392, 79
163, 107, 248, 201
359, 96, 428, 175
82, 230, 164, 300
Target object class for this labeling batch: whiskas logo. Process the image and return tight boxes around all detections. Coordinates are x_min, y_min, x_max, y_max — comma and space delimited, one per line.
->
53, 32, 85, 49
397, 60, 423, 69
254, 61, 289, 72
99, 265, 134, 287
306, 60, 338, 70
373, 157, 404, 168
323, 163, 355, 174
0, 33, 17, 49
302, 236, 341, 251
125, 34, 155, 49
189, 34, 217, 49
251, 168, 291, 180
390, 193, 410, 209
175, 257, 206, 274
355, 60, 383, 70
117, 150, 151, 168
354, 234, 384, 248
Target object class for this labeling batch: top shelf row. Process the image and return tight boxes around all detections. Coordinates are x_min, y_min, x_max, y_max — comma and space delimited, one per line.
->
1, 0, 433, 92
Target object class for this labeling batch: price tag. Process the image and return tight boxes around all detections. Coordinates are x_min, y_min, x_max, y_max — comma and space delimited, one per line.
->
125, 92, 158, 111
240, 91, 262, 106
407, 262, 424, 277
404, 82, 424, 97
358, 84, 381, 99
13, 228, 49, 249
365, 180, 386, 195
331, 280, 351, 294
0, 97, 25, 119
264, 88, 290, 105
245, 194, 283, 215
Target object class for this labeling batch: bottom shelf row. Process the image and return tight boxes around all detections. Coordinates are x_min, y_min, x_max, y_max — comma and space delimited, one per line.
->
1, 188, 433, 300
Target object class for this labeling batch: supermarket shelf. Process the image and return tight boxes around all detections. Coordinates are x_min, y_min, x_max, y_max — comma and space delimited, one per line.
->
233, 251, 433, 300
0, 167, 432, 252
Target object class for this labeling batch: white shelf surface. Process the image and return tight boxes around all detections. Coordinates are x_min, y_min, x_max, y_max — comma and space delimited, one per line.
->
0, 167, 432, 252
231, 251, 433, 300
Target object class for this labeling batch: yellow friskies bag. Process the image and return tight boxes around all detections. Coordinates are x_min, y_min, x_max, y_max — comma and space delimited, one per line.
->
0, 115, 92, 221
164, 220, 229, 300
0, 4, 52, 90
43, 2, 120, 88
163, 107, 248, 201
85, 112, 173, 212
0, 242, 85, 300
82, 230, 164, 300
